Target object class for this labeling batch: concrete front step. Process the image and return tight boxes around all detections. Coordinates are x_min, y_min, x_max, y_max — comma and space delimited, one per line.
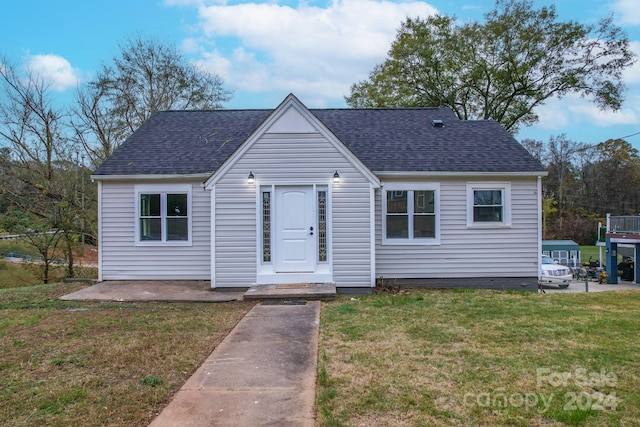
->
244, 283, 336, 301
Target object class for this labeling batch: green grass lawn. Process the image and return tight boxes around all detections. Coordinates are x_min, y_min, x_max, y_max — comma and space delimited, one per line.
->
0, 260, 44, 289
317, 289, 640, 426
3, 277, 639, 426
0, 282, 254, 426
580, 245, 602, 264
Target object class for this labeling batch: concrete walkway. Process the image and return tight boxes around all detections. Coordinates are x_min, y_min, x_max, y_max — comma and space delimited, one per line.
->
543, 280, 640, 293
149, 301, 320, 427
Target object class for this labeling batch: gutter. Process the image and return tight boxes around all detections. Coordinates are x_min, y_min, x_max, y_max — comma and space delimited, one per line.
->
90, 173, 212, 182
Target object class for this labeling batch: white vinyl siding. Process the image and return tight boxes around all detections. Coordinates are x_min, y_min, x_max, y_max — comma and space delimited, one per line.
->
100, 181, 210, 280
213, 130, 372, 288
375, 178, 539, 279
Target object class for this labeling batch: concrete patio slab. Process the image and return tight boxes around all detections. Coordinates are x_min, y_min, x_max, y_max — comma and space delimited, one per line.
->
60, 280, 243, 302
149, 301, 320, 427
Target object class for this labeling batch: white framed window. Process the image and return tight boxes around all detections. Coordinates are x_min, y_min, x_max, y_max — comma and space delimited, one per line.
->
135, 184, 192, 246
466, 182, 511, 227
382, 183, 440, 245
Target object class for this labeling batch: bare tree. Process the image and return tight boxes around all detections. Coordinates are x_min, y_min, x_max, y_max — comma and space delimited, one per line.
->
20, 225, 63, 284
0, 56, 84, 280
546, 134, 589, 218
73, 35, 232, 166
71, 85, 123, 168
0, 56, 65, 188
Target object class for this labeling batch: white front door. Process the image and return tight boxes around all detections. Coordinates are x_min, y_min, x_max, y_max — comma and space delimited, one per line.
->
274, 186, 316, 272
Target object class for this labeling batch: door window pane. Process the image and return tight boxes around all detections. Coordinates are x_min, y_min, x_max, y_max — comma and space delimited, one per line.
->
262, 191, 271, 262
318, 190, 327, 262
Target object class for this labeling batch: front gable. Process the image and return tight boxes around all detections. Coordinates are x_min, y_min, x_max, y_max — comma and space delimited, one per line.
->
204, 94, 380, 189
265, 103, 318, 134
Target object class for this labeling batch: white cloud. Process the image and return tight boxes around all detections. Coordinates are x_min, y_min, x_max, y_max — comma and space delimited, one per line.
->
25, 54, 81, 91
164, 0, 208, 6
569, 102, 639, 127
531, 92, 640, 133
530, 97, 571, 130
613, 0, 640, 25
622, 41, 640, 85
185, 0, 438, 105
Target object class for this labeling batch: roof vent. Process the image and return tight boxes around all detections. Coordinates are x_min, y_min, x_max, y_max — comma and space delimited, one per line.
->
431, 119, 444, 128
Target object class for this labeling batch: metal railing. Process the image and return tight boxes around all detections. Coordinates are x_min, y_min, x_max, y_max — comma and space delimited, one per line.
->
609, 216, 640, 234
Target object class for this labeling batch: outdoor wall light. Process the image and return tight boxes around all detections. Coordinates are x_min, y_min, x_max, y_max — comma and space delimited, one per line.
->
333, 171, 340, 183
248, 171, 255, 184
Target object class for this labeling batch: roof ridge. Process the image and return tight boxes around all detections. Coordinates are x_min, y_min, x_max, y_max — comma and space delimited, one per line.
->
154, 107, 455, 113
310, 107, 451, 111
157, 109, 272, 113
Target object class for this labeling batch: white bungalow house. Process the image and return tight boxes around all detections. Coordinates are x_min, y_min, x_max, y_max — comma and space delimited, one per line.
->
92, 94, 547, 292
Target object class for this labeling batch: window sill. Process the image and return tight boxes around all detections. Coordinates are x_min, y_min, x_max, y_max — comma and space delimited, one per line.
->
382, 238, 441, 246
466, 223, 512, 229
135, 240, 192, 247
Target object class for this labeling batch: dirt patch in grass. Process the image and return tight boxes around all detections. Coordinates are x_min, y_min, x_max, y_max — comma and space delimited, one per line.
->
317, 289, 640, 426
0, 282, 254, 426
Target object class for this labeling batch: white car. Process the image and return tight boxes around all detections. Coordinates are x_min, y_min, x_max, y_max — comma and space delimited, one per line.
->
540, 255, 572, 288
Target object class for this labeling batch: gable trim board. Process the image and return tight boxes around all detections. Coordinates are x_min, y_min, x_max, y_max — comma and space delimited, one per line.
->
203, 94, 380, 190
92, 94, 547, 291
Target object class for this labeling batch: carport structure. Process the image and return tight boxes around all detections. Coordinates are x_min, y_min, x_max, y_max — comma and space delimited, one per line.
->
604, 214, 640, 284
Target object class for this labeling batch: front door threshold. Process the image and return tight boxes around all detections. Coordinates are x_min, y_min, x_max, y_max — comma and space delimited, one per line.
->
244, 283, 336, 301
256, 272, 333, 285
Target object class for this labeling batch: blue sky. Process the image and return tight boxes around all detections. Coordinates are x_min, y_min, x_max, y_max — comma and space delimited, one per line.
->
2, 0, 640, 149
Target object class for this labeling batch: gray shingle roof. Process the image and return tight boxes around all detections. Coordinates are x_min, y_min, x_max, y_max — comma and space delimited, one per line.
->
93, 107, 545, 176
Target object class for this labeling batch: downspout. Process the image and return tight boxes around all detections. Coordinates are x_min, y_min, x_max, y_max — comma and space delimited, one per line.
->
210, 186, 216, 288
97, 181, 103, 282
537, 176, 543, 280
370, 183, 376, 287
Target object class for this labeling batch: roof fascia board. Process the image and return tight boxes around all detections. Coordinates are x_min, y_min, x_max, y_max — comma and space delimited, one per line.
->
204, 94, 381, 189
91, 173, 211, 182
376, 171, 548, 178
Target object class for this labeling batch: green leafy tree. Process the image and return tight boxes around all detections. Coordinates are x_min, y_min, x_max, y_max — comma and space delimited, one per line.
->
589, 139, 640, 214
0, 208, 36, 233
542, 196, 557, 238
347, 0, 635, 133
